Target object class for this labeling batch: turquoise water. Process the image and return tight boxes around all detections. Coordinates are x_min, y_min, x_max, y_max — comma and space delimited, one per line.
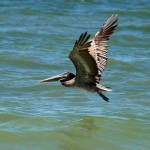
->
0, 0, 150, 150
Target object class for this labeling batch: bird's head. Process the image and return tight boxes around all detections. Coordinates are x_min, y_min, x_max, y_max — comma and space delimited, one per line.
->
41, 72, 75, 82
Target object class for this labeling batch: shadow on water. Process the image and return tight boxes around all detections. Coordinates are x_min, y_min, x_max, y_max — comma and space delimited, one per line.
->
58, 116, 119, 150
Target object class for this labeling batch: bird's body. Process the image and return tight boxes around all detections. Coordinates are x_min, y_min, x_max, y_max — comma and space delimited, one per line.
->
41, 14, 118, 102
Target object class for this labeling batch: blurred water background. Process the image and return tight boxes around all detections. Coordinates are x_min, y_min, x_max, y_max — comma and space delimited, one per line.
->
0, 0, 150, 150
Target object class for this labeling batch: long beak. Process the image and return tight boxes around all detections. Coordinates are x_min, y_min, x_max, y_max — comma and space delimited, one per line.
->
40, 73, 66, 82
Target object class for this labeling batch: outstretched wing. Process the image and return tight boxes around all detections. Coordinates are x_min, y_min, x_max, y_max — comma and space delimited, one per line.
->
69, 32, 100, 83
88, 14, 118, 74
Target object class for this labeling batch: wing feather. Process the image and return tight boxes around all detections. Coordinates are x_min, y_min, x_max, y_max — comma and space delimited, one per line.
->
89, 14, 118, 74
69, 32, 99, 83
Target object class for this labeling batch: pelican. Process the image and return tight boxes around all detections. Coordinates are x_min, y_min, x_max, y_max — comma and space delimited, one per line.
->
41, 14, 118, 102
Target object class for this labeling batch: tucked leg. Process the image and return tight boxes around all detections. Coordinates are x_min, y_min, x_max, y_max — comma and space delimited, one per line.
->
97, 91, 109, 102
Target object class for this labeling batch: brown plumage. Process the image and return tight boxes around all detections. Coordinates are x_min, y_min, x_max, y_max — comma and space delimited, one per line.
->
41, 14, 119, 102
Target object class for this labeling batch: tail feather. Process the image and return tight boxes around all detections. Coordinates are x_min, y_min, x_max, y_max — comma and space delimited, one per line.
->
96, 84, 112, 92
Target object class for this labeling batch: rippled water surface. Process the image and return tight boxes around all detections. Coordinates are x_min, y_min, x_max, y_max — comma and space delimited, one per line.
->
0, 0, 150, 150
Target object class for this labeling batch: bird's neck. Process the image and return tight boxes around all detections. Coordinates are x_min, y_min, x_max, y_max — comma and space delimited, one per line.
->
61, 78, 76, 87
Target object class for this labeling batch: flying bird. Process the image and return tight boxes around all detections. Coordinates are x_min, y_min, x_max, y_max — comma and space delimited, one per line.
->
41, 14, 118, 102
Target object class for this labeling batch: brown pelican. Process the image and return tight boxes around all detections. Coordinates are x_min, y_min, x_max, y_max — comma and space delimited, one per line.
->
41, 14, 118, 102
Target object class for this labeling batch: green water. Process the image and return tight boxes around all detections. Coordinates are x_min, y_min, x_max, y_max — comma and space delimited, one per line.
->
0, 0, 150, 150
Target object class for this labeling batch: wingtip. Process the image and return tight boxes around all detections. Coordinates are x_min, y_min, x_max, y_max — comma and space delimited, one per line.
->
111, 14, 119, 21
111, 14, 119, 18
103, 14, 119, 29
75, 31, 91, 46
